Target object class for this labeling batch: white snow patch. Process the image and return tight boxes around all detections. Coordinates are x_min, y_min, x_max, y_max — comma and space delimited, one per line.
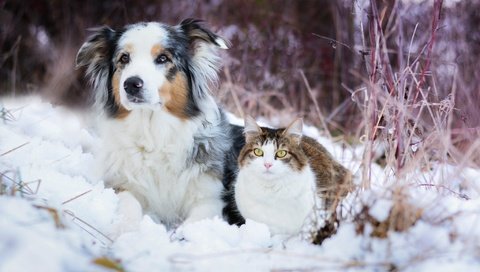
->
369, 199, 393, 222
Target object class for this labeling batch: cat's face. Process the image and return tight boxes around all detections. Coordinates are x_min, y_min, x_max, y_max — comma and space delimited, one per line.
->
238, 117, 308, 180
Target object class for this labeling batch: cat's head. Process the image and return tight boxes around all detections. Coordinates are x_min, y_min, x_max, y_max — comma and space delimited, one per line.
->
238, 116, 309, 180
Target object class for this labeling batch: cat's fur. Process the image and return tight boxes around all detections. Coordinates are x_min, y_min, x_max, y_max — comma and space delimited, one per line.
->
232, 116, 352, 235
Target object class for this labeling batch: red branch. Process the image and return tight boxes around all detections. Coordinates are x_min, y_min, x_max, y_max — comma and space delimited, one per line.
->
413, 0, 444, 103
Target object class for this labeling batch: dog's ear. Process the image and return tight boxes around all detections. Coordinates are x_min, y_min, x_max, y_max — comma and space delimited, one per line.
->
178, 19, 227, 100
76, 26, 117, 110
76, 26, 116, 69
179, 18, 229, 49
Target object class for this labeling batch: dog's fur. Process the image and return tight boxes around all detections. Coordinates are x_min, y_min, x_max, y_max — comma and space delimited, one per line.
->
76, 19, 243, 227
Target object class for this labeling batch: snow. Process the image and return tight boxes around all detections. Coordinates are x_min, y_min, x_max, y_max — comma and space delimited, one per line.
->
1, 96, 480, 271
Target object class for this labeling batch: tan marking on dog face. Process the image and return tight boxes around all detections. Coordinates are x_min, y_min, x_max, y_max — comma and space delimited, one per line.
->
151, 44, 174, 65
115, 44, 134, 63
151, 44, 164, 59
124, 43, 134, 53
112, 69, 130, 119
159, 73, 188, 119
110, 44, 134, 119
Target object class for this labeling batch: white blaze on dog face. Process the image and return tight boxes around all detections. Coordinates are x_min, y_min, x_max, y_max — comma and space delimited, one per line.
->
113, 23, 185, 114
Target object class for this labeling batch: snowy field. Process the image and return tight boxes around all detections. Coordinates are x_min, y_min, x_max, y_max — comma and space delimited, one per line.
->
1, 96, 479, 272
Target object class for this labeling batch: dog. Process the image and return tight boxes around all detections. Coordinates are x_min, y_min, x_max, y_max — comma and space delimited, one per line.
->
76, 19, 244, 228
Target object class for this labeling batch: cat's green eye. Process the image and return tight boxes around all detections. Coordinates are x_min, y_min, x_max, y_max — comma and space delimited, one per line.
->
276, 150, 288, 158
253, 148, 264, 157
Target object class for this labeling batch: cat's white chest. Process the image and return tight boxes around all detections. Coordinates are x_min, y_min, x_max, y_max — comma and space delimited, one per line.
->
235, 166, 317, 235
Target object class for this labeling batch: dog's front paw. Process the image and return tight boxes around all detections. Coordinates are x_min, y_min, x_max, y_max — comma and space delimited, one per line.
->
109, 191, 143, 240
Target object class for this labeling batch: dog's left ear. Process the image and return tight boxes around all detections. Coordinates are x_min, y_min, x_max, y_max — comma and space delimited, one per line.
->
180, 18, 229, 49
76, 26, 116, 69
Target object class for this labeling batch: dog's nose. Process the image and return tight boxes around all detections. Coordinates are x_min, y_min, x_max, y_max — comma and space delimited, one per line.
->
124, 76, 144, 96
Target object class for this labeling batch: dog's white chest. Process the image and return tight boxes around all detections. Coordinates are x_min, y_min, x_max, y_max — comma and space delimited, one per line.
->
97, 110, 220, 225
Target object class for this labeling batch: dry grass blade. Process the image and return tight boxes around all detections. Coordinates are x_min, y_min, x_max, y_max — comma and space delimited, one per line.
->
299, 70, 331, 139
92, 257, 125, 272
0, 142, 30, 157
63, 209, 114, 245
0, 171, 42, 197
33, 205, 65, 229
61, 189, 92, 205
21, 179, 42, 195
415, 183, 470, 200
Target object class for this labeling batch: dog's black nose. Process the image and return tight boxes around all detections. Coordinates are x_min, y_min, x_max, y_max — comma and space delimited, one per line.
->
124, 76, 144, 96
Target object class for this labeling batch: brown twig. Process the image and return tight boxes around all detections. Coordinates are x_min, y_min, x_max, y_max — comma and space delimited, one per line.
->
299, 70, 332, 139
0, 142, 30, 157
64, 209, 114, 244
61, 189, 93, 205
413, 0, 443, 103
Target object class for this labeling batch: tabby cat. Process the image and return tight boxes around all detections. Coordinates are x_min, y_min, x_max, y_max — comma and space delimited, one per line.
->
234, 116, 352, 236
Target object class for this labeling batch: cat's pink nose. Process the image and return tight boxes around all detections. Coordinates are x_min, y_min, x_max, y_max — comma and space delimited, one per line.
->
264, 162, 272, 169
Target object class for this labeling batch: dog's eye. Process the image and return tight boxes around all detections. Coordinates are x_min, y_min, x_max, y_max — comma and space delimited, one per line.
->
119, 53, 130, 64
155, 54, 169, 65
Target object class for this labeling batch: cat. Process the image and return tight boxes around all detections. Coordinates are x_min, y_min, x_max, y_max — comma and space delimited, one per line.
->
232, 116, 352, 236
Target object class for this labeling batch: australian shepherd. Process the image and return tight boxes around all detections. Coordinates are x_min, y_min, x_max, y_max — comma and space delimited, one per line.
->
76, 19, 243, 228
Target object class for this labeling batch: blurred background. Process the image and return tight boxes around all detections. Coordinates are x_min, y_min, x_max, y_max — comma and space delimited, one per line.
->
1, 0, 478, 140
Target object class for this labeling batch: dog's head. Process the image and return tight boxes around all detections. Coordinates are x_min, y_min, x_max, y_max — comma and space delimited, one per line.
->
76, 19, 228, 118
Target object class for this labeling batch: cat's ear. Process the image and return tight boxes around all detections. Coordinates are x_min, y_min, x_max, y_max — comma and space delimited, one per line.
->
244, 115, 262, 142
283, 118, 303, 145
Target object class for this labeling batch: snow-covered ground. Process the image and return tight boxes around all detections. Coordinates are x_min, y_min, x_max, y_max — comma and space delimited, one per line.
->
0, 96, 479, 272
